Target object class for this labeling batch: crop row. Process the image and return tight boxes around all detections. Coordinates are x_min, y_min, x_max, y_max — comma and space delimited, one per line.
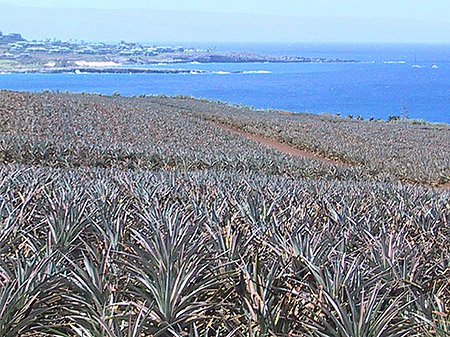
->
0, 165, 448, 336
159, 95, 450, 185
0, 91, 387, 183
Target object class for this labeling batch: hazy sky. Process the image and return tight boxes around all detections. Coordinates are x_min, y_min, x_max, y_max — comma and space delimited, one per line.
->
0, 1, 449, 43
1, 0, 449, 20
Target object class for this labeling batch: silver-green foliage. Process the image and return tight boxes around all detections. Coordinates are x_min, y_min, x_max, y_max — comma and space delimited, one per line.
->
0, 166, 448, 336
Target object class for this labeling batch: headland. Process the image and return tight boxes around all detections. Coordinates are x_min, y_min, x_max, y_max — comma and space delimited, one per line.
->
0, 31, 356, 73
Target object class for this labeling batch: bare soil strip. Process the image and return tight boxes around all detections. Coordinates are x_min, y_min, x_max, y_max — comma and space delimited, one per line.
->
216, 122, 348, 167
216, 122, 450, 190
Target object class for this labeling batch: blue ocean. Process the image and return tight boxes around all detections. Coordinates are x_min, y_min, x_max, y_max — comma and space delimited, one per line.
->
1, 43, 449, 123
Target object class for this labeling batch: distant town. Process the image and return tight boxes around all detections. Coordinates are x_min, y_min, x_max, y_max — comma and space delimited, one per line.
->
0, 32, 198, 56
0, 31, 355, 73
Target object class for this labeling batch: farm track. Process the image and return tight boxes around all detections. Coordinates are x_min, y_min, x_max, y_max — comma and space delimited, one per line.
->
1, 92, 447, 189
0, 92, 449, 336
438, 182, 450, 190
215, 122, 450, 190
215, 122, 349, 167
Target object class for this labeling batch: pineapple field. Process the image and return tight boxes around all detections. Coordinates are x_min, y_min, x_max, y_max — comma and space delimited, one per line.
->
0, 91, 449, 336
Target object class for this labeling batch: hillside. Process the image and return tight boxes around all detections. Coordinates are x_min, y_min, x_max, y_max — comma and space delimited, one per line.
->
0, 3, 449, 43
0, 91, 449, 336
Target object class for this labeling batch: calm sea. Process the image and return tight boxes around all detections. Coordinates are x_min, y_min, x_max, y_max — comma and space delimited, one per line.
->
1, 43, 449, 123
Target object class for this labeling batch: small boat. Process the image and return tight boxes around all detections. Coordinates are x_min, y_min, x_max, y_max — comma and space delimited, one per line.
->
432, 64, 438, 69
412, 55, 421, 68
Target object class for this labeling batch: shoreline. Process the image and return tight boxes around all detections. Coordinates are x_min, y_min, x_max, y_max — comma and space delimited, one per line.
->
0, 67, 273, 75
0, 52, 357, 74
0, 58, 357, 75
0, 67, 209, 74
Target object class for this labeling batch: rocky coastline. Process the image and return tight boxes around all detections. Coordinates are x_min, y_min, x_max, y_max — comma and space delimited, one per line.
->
0, 53, 356, 74
1, 67, 209, 74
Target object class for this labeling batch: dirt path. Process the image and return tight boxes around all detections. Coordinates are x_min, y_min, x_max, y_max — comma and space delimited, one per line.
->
437, 183, 450, 190
216, 122, 450, 191
216, 122, 349, 167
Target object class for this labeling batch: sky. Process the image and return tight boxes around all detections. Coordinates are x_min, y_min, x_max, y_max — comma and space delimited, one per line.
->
0, 0, 449, 20
0, 1, 449, 43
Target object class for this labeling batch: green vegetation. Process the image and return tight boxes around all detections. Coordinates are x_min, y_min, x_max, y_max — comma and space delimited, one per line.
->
0, 60, 19, 70
0, 91, 381, 182
0, 91, 448, 336
163, 96, 449, 186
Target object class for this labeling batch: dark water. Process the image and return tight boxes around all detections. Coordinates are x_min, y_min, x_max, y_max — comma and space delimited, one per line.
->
1, 43, 449, 123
